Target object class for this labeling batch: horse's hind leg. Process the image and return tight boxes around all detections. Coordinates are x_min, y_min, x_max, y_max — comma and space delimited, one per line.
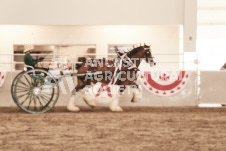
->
109, 85, 123, 112
109, 94, 123, 111
67, 77, 96, 111
67, 95, 80, 112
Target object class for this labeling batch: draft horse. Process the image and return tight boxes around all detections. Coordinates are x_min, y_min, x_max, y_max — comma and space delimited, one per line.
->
67, 44, 155, 111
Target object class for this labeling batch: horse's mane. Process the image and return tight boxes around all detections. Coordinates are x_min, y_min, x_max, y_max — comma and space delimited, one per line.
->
127, 46, 143, 57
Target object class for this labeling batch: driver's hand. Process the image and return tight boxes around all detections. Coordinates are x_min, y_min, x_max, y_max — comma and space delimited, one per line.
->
38, 57, 44, 62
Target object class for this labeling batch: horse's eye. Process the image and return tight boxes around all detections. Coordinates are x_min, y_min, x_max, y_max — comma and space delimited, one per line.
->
146, 51, 150, 55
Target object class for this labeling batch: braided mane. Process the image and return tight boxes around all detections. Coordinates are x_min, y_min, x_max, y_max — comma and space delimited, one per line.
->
127, 46, 143, 57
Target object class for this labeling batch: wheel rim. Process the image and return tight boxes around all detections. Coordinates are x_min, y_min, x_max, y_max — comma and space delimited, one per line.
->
11, 71, 27, 106
13, 69, 59, 113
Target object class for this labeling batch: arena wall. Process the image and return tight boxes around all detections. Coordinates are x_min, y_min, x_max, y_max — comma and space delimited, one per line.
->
199, 71, 226, 104
0, 0, 184, 25
0, 0, 199, 108
0, 0, 197, 53
0, 70, 197, 107
0, 25, 180, 71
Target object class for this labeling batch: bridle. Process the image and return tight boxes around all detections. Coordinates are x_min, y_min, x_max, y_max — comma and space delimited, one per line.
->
144, 47, 154, 63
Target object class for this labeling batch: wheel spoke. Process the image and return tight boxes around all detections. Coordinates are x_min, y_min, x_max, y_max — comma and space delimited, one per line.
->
16, 89, 30, 93
39, 95, 50, 103
34, 95, 37, 111
41, 94, 52, 100
18, 79, 29, 88
27, 94, 33, 110
17, 92, 30, 100
39, 96, 48, 104
40, 94, 51, 100
33, 79, 37, 87
20, 93, 31, 105
36, 95, 44, 109
28, 74, 33, 84
16, 85, 30, 90
39, 96, 50, 109
24, 75, 32, 87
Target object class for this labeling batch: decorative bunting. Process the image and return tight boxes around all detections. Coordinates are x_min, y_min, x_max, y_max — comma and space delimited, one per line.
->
140, 71, 190, 96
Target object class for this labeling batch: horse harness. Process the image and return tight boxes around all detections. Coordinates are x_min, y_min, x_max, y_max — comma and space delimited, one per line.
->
84, 47, 151, 86
108, 51, 139, 85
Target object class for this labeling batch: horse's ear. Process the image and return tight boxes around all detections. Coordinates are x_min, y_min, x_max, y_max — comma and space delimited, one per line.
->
145, 43, 151, 47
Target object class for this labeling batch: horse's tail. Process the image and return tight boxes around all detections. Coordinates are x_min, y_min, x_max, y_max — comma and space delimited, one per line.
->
76, 57, 86, 70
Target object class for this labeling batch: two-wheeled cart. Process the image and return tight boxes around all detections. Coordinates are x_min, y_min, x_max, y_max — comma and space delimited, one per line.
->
11, 68, 101, 113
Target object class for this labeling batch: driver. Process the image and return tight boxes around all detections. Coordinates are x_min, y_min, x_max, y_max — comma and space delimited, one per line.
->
24, 44, 44, 68
24, 44, 72, 72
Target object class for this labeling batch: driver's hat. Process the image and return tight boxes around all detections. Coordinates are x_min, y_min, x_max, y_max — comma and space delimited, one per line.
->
24, 44, 35, 53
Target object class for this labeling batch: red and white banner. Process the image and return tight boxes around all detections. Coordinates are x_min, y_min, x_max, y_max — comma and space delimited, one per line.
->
140, 71, 191, 96
0, 72, 7, 87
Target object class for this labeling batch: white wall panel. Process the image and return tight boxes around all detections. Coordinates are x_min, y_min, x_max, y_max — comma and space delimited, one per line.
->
197, 25, 226, 39
0, 71, 196, 107
0, 0, 184, 25
198, 10, 226, 24
199, 71, 226, 104
120, 71, 196, 106
0, 25, 180, 70
198, 0, 226, 8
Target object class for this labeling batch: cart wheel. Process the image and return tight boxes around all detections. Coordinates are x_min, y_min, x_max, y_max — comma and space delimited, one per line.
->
12, 69, 59, 113
11, 71, 25, 101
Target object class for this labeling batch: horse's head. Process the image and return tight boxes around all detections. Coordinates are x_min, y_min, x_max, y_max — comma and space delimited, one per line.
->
143, 44, 156, 67
128, 44, 156, 67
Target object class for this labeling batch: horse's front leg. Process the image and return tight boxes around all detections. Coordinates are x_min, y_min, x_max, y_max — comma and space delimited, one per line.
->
131, 83, 142, 103
109, 93, 123, 112
109, 84, 126, 112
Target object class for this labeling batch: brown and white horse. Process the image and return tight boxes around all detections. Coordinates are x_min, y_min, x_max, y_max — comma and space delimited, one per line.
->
67, 44, 155, 111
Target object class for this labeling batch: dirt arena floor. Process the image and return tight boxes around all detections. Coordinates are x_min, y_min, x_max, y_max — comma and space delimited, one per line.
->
1, 107, 226, 151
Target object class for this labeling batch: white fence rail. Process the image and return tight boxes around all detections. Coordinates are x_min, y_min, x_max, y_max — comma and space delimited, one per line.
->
1, 53, 226, 107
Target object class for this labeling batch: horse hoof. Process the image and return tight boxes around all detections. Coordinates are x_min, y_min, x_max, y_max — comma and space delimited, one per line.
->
110, 106, 123, 112
67, 105, 80, 112
90, 104, 96, 109
131, 96, 135, 102
131, 93, 142, 103
83, 96, 96, 108
132, 97, 141, 103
